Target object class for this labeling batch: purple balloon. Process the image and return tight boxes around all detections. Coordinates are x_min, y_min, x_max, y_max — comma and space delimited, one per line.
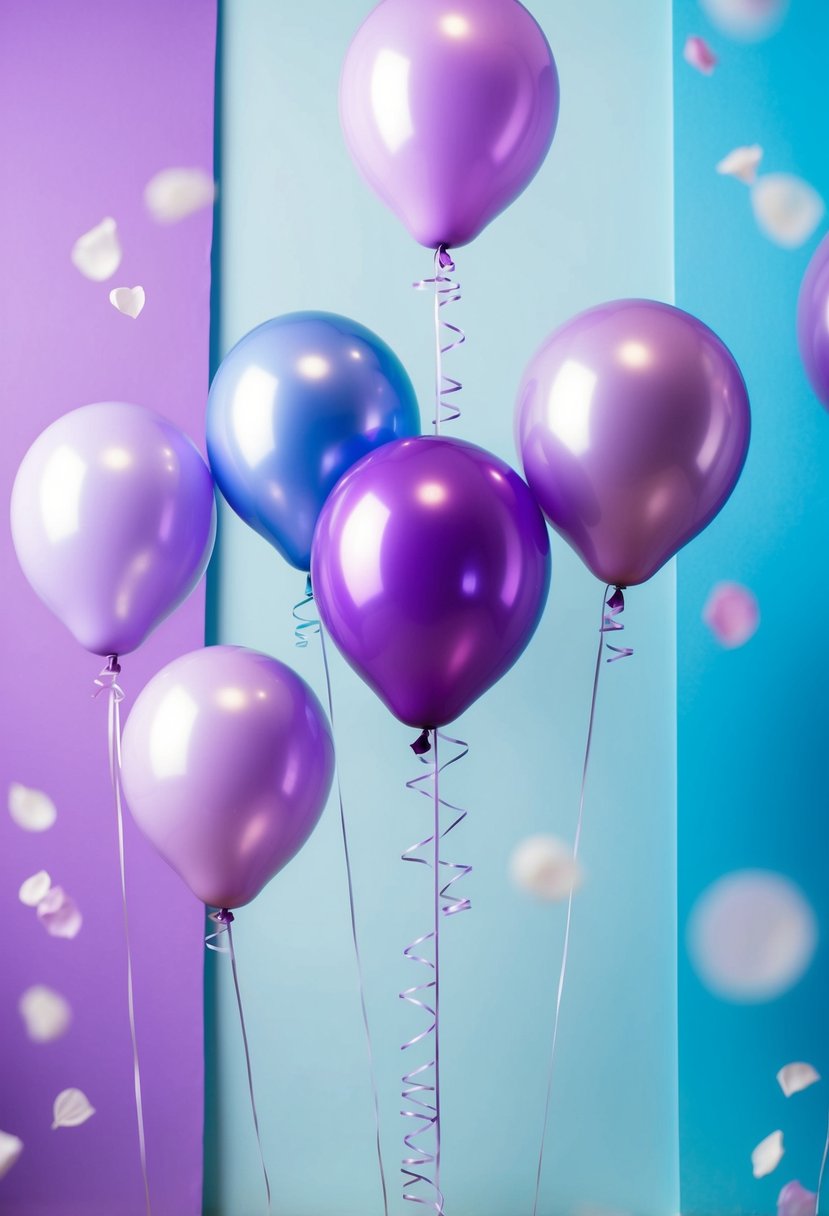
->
340, 0, 559, 249
797, 232, 829, 410
121, 646, 335, 910
516, 300, 751, 587
10, 402, 216, 656
311, 436, 551, 728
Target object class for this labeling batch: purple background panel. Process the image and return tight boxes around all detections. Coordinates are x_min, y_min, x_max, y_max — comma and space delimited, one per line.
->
0, 2, 216, 1213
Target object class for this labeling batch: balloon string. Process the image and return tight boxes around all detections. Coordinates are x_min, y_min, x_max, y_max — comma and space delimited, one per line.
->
319, 624, 390, 1216
292, 573, 319, 648
207, 910, 272, 1215
413, 246, 464, 434
92, 657, 152, 1216
816, 1108, 829, 1216
531, 584, 631, 1216
402, 728, 471, 1214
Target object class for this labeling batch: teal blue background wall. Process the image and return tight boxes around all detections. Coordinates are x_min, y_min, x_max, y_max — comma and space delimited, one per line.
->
674, 4, 829, 1214
204, 4, 677, 1215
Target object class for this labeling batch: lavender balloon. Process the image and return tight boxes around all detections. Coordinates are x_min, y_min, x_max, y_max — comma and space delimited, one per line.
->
121, 646, 335, 910
10, 402, 216, 655
340, 0, 559, 249
797, 233, 829, 411
312, 436, 551, 728
516, 300, 751, 587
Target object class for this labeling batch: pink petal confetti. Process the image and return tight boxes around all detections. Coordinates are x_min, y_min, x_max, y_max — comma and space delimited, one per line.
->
703, 582, 759, 648
778, 1181, 817, 1216
0, 1131, 23, 1180
70, 217, 122, 281
717, 145, 764, 184
509, 834, 583, 902
109, 285, 145, 318
18, 985, 72, 1043
144, 167, 215, 223
51, 1088, 95, 1130
701, 0, 789, 41
776, 1062, 821, 1097
8, 782, 57, 831
753, 1129, 785, 1178
751, 174, 825, 249
684, 35, 718, 74
36, 887, 82, 939
18, 870, 52, 907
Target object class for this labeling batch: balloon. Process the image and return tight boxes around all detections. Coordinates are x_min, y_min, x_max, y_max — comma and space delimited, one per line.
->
340, 0, 559, 249
797, 233, 829, 410
206, 311, 420, 571
10, 402, 216, 656
516, 300, 751, 587
120, 646, 334, 910
311, 436, 551, 728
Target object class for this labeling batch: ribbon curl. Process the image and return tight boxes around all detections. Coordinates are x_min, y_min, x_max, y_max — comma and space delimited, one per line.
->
292, 573, 320, 648
413, 246, 465, 434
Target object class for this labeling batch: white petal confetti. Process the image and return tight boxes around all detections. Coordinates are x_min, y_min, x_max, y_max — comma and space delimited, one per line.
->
9, 782, 57, 832
51, 1088, 95, 1130
684, 36, 718, 75
509, 835, 583, 902
751, 174, 824, 249
777, 1180, 817, 1216
701, 0, 789, 41
108, 285, 145, 318
70, 217, 122, 281
37, 887, 82, 940
0, 1131, 23, 1180
144, 167, 215, 223
703, 582, 760, 647
19, 985, 72, 1043
717, 145, 764, 185
777, 1062, 821, 1098
753, 1129, 784, 1178
687, 871, 817, 1002
18, 870, 52, 907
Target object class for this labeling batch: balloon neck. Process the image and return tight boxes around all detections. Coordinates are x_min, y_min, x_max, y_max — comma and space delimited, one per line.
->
607, 586, 626, 613
305, 573, 313, 599
436, 244, 454, 271
214, 907, 235, 924
410, 728, 433, 756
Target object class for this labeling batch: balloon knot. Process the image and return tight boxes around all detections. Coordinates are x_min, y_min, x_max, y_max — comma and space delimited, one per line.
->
437, 244, 455, 271
215, 908, 235, 924
410, 728, 432, 756
305, 573, 313, 598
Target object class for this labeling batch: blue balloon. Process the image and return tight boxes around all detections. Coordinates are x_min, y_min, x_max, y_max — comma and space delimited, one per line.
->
206, 311, 421, 571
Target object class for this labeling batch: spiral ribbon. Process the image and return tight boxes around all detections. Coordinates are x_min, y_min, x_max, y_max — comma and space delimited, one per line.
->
413, 245, 465, 433
292, 573, 320, 648
401, 729, 471, 1215
816, 1108, 828, 1216
92, 657, 152, 1216
602, 586, 633, 661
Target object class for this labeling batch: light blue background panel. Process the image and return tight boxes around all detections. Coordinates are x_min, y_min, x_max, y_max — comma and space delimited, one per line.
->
206, 3, 677, 1214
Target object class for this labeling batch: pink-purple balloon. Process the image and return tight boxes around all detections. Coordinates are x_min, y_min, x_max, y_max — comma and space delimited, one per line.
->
10, 402, 216, 656
797, 232, 829, 411
516, 300, 751, 587
340, 0, 559, 249
120, 646, 335, 910
311, 436, 551, 728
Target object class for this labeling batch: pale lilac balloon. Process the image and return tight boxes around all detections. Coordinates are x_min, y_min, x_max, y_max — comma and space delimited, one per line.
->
120, 646, 335, 910
516, 300, 751, 587
311, 436, 551, 728
340, 0, 559, 249
797, 232, 829, 411
10, 402, 216, 655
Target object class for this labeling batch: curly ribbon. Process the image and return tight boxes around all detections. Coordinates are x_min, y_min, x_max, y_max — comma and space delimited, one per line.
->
206, 909, 272, 1215
816, 1109, 829, 1216
292, 573, 319, 648
531, 584, 631, 1216
401, 728, 471, 1214
92, 657, 152, 1216
413, 245, 465, 434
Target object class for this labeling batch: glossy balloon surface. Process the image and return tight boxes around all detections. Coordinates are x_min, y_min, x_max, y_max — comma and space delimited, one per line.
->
797, 233, 829, 411
121, 646, 335, 910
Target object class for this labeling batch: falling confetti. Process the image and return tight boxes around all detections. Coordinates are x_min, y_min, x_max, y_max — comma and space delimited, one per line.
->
777, 1180, 817, 1216
36, 887, 82, 940
70, 217, 122, 281
751, 174, 824, 249
777, 1062, 821, 1098
509, 834, 583, 902
684, 35, 718, 74
0, 1131, 23, 1180
687, 871, 817, 1002
701, 0, 789, 40
8, 783, 57, 832
19, 985, 72, 1043
144, 167, 215, 223
703, 582, 760, 647
109, 285, 145, 318
18, 870, 52, 907
51, 1088, 95, 1130
753, 1130, 785, 1179
717, 145, 764, 184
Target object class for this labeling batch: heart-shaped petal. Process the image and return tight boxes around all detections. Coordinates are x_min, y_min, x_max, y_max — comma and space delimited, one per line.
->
51, 1088, 95, 1130
8, 782, 57, 831
777, 1180, 817, 1216
37, 887, 82, 939
752, 1130, 784, 1178
703, 582, 759, 647
0, 1131, 23, 1180
18, 870, 52, 906
109, 285, 145, 319
70, 217, 122, 281
776, 1062, 821, 1097
717, 145, 764, 184
510, 835, 583, 902
751, 175, 824, 249
19, 985, 72, 1043
684, 35, 718, 74
144, 167, 215, 223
